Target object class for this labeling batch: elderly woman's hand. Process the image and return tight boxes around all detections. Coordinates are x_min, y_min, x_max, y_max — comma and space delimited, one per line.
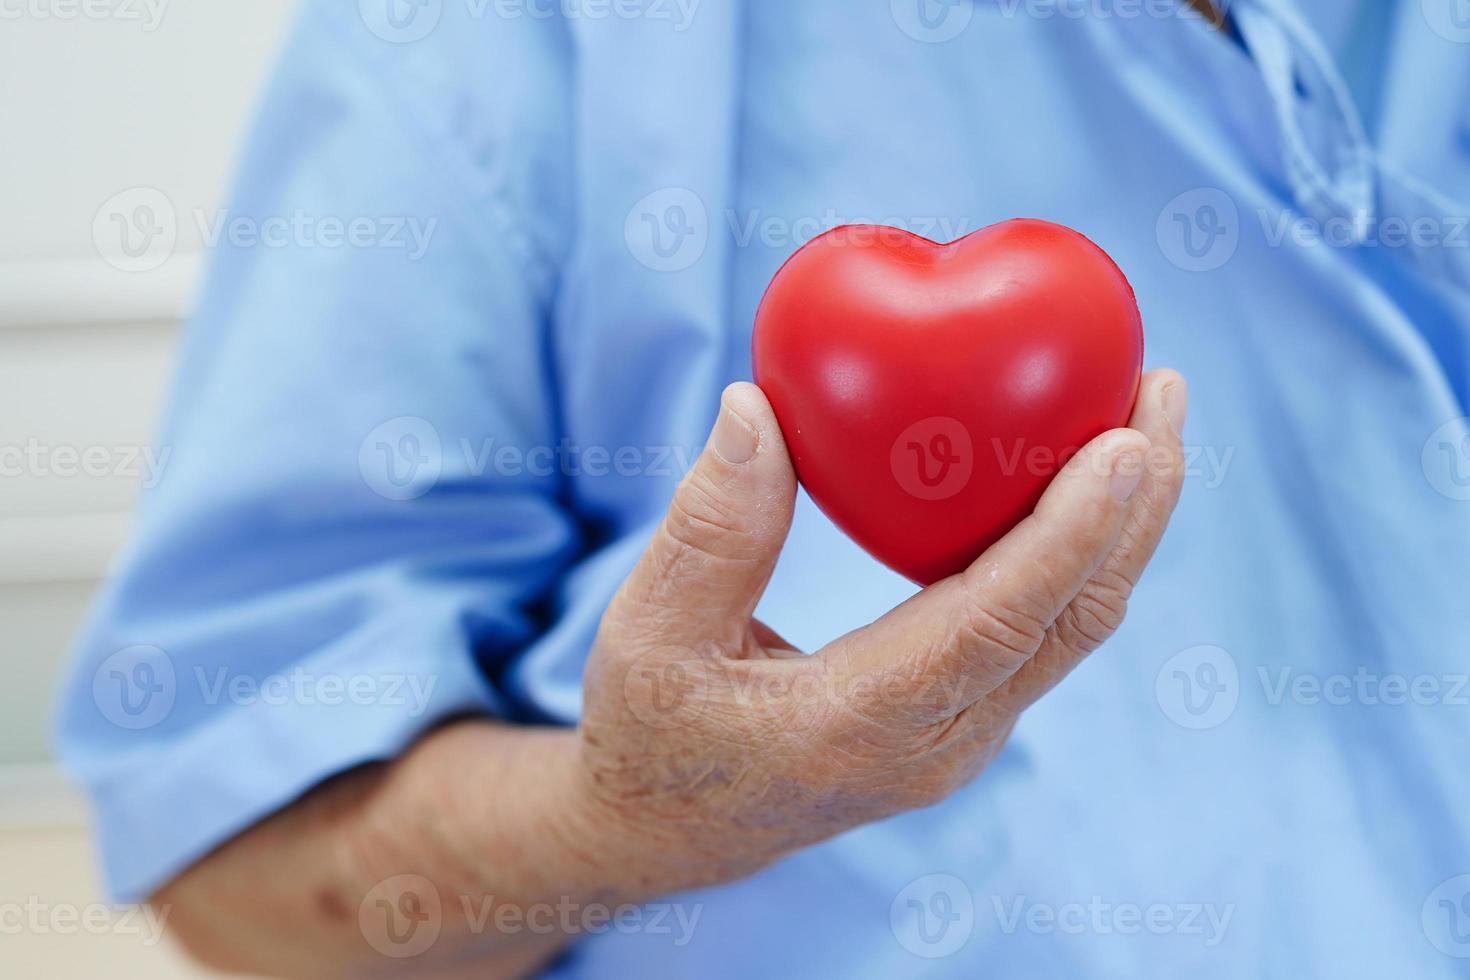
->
575, 372, 1187, 893
154, 372, 1185, 980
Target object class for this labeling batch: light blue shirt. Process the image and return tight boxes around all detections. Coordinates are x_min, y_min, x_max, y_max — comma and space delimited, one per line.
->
57, 0, 1470, 975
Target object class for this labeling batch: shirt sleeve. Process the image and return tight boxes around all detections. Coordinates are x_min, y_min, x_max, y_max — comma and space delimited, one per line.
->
54, 0, 578, 901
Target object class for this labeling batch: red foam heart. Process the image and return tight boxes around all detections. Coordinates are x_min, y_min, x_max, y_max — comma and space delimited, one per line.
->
752, 218, 1143, 585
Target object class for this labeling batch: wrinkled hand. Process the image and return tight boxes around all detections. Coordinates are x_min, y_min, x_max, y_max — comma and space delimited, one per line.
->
576, 372, 1187, 892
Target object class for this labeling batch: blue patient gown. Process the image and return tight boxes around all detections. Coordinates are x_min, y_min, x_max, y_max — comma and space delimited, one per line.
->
56, 0, 1470, 975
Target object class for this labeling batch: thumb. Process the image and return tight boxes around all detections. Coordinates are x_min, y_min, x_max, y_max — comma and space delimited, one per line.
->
616, 382, 796, 646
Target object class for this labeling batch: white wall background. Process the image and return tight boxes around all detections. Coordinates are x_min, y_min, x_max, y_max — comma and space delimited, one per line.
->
0, 0, 298, 769
2, 6, 298, 975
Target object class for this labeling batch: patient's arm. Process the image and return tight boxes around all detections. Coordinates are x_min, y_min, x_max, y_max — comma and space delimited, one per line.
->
155, 720, 625, 979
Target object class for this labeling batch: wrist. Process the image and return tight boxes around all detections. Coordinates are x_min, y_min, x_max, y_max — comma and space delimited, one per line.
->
555, 728, 789, 901
547, 730, 694, 903
432, 722, 685, 907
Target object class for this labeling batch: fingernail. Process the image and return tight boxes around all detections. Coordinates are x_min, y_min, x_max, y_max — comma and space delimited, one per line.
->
1110, 450, 1145, 502
712, 405, 759, 465
1163, 382, 1188, 438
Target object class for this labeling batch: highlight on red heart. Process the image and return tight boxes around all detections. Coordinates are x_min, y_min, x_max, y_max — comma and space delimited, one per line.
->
752, 218, 1144, 585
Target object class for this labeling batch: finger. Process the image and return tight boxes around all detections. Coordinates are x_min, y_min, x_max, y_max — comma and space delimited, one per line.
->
751, 619, 806, 659
1099, 368, 1187, 588
830, 425, 1152, 717
984, 370, 1188, 714
613, 382, 797, 649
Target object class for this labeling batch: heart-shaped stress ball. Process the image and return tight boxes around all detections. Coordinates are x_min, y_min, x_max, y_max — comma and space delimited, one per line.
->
752, 218, 1143, 585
